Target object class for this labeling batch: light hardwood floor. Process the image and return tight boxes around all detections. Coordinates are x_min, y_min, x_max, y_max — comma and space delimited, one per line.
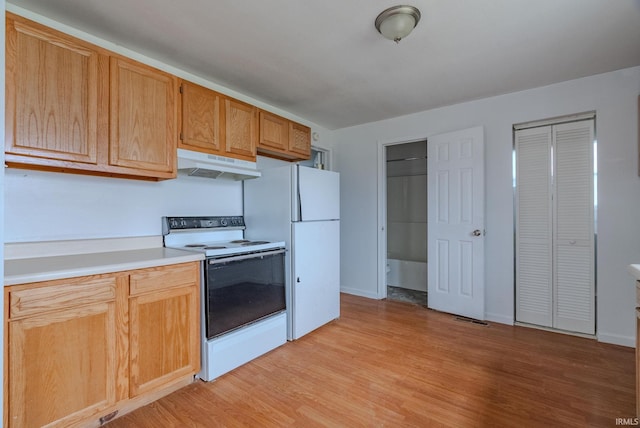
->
108, 293, 635, 427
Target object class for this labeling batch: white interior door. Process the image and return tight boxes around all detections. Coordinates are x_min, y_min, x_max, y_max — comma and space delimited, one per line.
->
427, 126, 485, 320
292, 220, 340, 339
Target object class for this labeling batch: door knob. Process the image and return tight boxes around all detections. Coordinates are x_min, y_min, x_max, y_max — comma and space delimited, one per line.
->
472, 229, 482, 237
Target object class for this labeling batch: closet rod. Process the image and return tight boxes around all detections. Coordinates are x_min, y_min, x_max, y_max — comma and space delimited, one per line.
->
386, 156, 427, 163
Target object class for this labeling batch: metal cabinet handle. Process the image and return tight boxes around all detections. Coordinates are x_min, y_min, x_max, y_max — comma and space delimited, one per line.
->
472, 229, 482, 237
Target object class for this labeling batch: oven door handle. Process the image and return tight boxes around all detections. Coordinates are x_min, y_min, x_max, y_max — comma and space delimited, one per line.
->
208, 248, 286, 265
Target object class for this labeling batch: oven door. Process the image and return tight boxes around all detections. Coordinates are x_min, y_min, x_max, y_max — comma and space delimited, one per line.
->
205, 248, 286, 339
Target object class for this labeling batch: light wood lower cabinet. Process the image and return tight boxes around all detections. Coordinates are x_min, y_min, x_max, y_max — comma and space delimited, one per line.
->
7, 275, 123, 428
4, 262, 200, 427
129, 263, 200, 398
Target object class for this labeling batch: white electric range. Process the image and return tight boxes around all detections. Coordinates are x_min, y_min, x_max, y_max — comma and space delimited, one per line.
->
163, 216, 287, 381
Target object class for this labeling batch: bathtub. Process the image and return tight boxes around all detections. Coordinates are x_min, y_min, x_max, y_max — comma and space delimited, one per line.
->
386, 258, 427, 292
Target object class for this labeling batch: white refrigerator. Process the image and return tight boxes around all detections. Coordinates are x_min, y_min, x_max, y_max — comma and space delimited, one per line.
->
244, 164, 340, 340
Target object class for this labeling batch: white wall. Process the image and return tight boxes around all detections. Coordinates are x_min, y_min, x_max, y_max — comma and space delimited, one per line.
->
5, 169, 243, 241
334, 66, 640, 346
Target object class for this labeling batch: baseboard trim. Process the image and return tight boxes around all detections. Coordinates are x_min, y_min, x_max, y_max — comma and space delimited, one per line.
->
340, 287, 379, 300
597, 332, 635, 348
485, 312, 514, 326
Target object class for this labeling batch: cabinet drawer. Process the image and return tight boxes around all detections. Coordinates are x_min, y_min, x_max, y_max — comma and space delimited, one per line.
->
129, 262, 199, 296
9, 276, 117, 319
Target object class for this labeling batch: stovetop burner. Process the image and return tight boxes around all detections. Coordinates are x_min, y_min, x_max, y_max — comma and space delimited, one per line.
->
163, 216, 285, 257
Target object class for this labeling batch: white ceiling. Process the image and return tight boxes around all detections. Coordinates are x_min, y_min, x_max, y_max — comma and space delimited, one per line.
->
8, 0, 640, 130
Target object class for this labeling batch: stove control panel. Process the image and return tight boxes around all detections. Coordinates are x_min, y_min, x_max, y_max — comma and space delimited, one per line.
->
162, 216, 245, 233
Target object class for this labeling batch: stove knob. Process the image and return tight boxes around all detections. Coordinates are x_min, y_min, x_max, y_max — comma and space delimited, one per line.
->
220, 219, 228, 226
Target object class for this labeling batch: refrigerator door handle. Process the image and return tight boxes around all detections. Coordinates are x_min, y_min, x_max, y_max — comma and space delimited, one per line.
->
296, 164, 302, 222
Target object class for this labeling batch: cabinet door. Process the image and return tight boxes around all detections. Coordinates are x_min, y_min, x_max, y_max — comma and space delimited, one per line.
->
129, 264, 200, 397
259, 110, 288, 151
180, 81, 221, 153
110, 56, 176, 175
224, 97, 256, 160
5, 16, 105, 164
5, 278, 122, 427
289, 122, 311, 159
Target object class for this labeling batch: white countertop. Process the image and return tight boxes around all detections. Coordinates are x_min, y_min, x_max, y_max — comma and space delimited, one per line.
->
628, 264, 640, 281
4, 239, 204, 286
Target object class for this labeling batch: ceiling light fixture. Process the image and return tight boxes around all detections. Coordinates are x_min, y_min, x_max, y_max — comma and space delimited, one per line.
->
375, 5, 421, 43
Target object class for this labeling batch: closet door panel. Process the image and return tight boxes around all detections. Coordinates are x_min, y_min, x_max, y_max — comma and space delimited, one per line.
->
555, 246, 594, 332
553, 121, 595, 334
515, 127, 553, 327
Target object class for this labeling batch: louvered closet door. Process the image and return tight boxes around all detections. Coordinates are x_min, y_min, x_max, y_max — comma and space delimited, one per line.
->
515, 119, 595, 335
515, 127, 553, 327
553, 121, 595, 334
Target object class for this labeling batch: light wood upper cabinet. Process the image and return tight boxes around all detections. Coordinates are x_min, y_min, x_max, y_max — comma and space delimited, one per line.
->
224, 97, 257, 160
179, 81, 256, 161
259, 110, 289, 152
289, 121, 311, 159
179, 81, 221, 153
5, 13, 177, 180
5, 14, 107, 164
6, 13, 311, 175
110, 56, 177, 175
257, 109, 311, 161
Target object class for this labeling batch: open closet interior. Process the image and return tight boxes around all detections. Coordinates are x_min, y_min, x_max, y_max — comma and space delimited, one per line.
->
386, 140, 428, 305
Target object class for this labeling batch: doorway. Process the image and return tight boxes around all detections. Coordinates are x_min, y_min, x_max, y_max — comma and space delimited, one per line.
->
383, 140, 428, 305
377, 127, 486, 319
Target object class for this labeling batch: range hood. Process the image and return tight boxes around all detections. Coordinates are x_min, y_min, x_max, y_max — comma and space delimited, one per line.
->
177, 149, 261, 180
